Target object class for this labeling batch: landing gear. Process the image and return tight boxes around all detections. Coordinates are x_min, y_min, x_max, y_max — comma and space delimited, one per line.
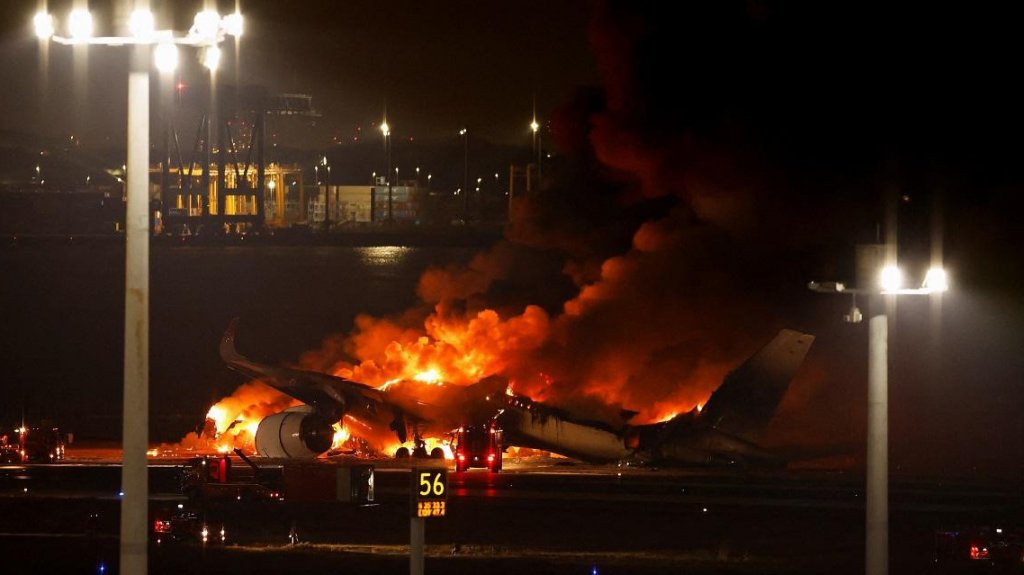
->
393, 435, 430, 458
412, 438, 428, 459
395, 436, 446, 461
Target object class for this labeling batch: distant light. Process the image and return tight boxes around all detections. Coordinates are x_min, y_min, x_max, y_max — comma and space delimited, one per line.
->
267, 180, 277, 190
459, 128, 467, 136
128, 9, 155, 41
223, 12, 244, 38
33, 12, 55, 40
193, 10, 221, 42
380, 122, 390, 136
530, 120, 539, 133
68, 9, 94, 42
154, 43, 179, 73
494, 173, 499, 179
922, 267, 949, 293
202, 46, 221, 71
879, 265, 902, 292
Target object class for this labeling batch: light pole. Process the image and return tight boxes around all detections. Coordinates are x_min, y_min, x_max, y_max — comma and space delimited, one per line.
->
34, 7, 241, 575
318, 155, 330, 230
459, 127, 468, 221
530, 117, 541, 191
381, 119, 392, 222
809, 247, 948, 575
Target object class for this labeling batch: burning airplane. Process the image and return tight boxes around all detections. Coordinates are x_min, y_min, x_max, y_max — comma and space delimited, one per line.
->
211, 319, 812, 466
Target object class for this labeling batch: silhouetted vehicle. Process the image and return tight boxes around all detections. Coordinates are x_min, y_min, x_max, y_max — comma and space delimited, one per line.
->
935, 525, 1024, 572
152, 505, 226, 545
454, 422, 502, 473
14, 423, 67, 463
180, 453, 280, 502
0, 434, 19, 463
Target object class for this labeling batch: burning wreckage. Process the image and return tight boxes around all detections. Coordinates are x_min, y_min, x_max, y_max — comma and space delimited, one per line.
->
195, 320, 813, 467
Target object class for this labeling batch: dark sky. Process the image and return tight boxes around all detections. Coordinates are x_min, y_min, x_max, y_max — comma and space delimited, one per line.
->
0, 0, 596, 148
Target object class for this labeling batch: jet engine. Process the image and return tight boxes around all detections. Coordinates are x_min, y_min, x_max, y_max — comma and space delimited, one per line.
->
254, 406, 335, 458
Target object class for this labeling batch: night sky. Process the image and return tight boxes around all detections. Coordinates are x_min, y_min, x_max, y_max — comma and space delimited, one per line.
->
2, 1, 1024, 477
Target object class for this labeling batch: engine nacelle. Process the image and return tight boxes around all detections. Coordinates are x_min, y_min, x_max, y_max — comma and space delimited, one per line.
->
255, 406, 335, 458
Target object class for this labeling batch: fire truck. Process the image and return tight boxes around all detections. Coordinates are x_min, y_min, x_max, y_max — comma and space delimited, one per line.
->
180, 451, 281, 502
935, 525, 1024, 570
152, 505, 227, 545
7, 423, 67, 463
453, 422, 503, 473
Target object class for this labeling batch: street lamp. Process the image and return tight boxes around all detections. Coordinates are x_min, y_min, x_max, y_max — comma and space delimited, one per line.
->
809, 247, 948, 575
381, 119, 393, 222
33, 7, 241, 575
530, 116, 541, 190
459, 127, 468, 221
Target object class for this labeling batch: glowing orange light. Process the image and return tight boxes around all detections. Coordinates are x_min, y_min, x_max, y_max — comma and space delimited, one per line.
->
413, 369, 443, 385
331, 423, 350, 450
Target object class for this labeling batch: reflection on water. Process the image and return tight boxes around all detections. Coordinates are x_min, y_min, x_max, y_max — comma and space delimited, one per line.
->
357, 246, 412, 266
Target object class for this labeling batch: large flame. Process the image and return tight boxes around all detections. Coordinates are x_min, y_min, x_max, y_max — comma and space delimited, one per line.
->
171, 304, 721, 456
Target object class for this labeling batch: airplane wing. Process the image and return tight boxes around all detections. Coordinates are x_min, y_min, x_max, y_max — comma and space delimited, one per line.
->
219, 319, 387, 422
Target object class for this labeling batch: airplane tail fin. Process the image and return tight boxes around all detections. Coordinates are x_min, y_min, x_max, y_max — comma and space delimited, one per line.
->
220, 317, 244, 363
220, 318, 265, 380
699, 329, 814, 445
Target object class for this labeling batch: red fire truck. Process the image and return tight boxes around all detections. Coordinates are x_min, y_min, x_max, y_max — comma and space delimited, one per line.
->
453, 422, 503, 473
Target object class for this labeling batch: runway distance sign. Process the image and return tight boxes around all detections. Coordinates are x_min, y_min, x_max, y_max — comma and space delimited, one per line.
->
411, 468, 447, 518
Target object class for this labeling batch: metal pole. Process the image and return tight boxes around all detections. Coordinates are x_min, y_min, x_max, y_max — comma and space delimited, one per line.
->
217, 99, 226, 228
121, 42, 150, 575
866, 306, 888, 575
462, 132, 468, 221
387, 135, 393, 222
536, 130, 542, 188
410, 517, 424, 575
323, 159, 331, 231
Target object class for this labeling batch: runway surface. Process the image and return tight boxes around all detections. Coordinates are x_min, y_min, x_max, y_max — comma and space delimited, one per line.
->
1, 449, 1021, 574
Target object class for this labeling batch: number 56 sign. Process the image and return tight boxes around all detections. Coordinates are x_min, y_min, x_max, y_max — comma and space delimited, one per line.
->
411, 469, 447, 518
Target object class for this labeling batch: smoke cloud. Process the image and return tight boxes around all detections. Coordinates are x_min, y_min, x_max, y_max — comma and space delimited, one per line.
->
287, 1, 797, 430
